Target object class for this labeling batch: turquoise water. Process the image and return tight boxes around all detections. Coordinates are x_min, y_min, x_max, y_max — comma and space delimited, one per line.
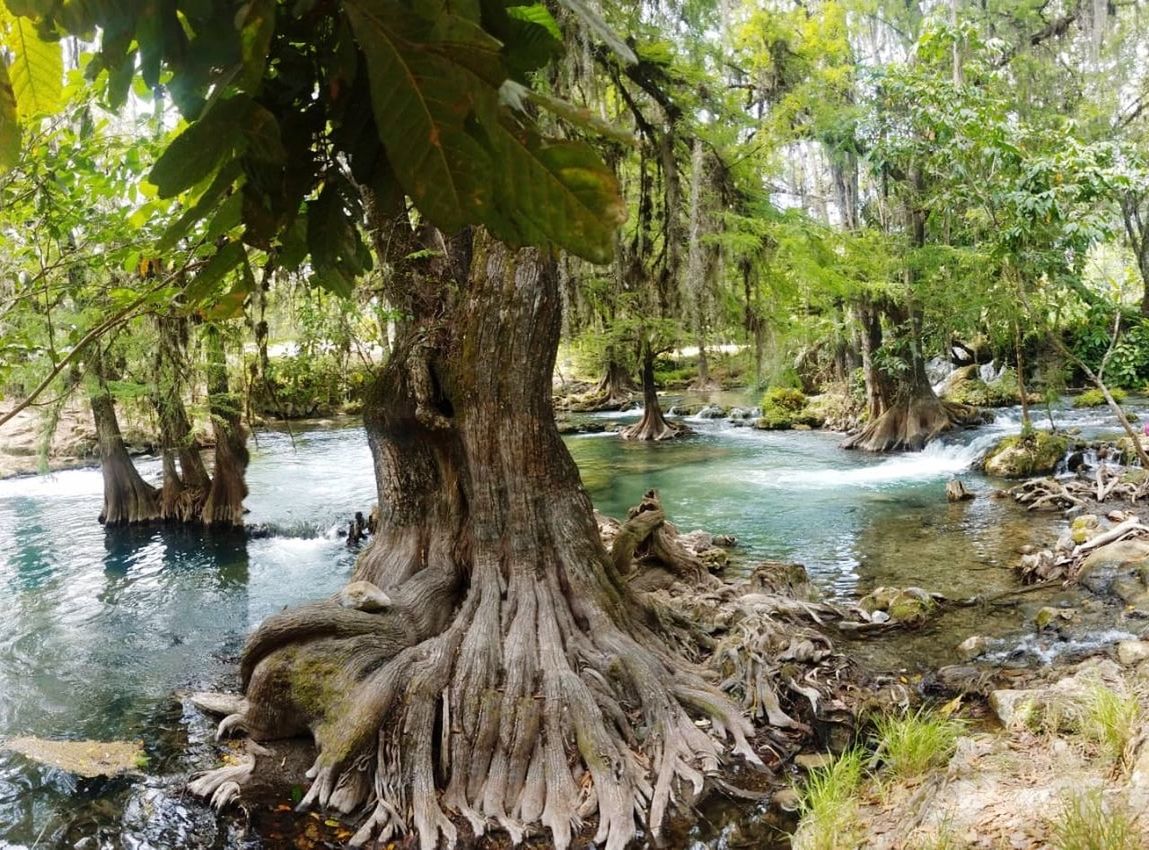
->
0, 402, 1137, 848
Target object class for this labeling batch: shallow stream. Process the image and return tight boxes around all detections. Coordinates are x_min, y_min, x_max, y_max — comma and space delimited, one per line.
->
0, 397, 1141, 848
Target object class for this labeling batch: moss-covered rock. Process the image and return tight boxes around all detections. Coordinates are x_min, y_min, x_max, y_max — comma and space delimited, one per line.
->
982, 431, 1069, 478
752, 387, 824, 431
1073, 387, 1127, 408
1070, 514, 1100, 545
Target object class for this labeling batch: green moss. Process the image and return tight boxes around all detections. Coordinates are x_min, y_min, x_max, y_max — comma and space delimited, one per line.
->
1073, 387, 1127, 408
983, 431, 1069, 478
755, 387, 823, 431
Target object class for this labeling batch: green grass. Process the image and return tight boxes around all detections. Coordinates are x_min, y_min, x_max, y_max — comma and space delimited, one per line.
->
1052, 789, 1142, 850
796, 748, 865, 850
1080, 684, 1141, 765
871, 706, 963, 779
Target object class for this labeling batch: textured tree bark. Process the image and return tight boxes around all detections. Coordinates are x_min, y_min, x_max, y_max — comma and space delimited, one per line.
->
89, 348, 159, 526
215, 229, 753, 850
844, 302, 979, 452
152, 313, 210, 521
588, 350, 633, 408
621, 342, 688, 441
200, 325, 249, 527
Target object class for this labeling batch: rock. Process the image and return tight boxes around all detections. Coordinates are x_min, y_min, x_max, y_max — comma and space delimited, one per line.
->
946, 478, 974, 502
1077, 538, 1149, 596
4, 737, 145, 778
991, 661, 1123, 729
772, 788, 800, 812
859, 586, 901, 613
870, 610, 890, 624
989, 689, 1041, 728
1117, 640, 1149, 666
1034, 606, 1057, 629
1070, 514, 1100, 545
794, 752, 835, 771
957, 635, 990, 661
982, 431, 1069, 478
1108, 510, 1130, 523
1055, 532, 1075, 554
888, 590, 933, 625
727, 407, 751, 420
697, 404, 725, 419
1019, 544, 1036, 556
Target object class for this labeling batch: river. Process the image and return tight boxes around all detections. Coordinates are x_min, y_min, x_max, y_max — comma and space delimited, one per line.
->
0, 398, 1138, 848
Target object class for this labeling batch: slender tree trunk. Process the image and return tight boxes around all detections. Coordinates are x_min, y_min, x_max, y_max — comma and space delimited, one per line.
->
216, 230, 752, 850
200, 325, 248, 527
621, 341, 687, 441
153, 313, 210, 521
695, 339, 711, 388
89, 347, 159, 526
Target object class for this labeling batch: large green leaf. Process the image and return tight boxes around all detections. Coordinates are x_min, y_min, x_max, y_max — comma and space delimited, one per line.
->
306, 179, 369, 296
184, 240, 246, 304
238, 0, 275, 88
488, 122, 625, 264
148, 96, 252, 197
9, 15, 62, 118
0, 59, 19, 170
346, 0, 501, 232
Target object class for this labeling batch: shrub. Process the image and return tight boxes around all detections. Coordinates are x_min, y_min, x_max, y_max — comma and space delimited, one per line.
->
761, 386, 808, 412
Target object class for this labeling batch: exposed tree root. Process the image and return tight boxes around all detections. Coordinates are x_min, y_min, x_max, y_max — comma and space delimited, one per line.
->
190, 500, 851, 850
842, 391, 982, 452
620, 405, 691, 441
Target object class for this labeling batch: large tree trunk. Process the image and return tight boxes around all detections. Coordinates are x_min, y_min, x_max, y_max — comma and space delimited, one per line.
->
621, 342, 689, 441
210, 232, 753, 850
589, 349, 633, 407
200, 325, 249, 527
89, 348, 159, 526
844, 303, 979, 452
153, 313, 210, 521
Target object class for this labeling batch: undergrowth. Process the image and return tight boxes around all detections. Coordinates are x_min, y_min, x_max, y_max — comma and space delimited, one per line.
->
1052, 789, 1141, 850
871, 705, 964, 779
795, 748, 865, 850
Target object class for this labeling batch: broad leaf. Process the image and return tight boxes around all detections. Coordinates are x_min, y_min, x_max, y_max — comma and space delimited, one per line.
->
9, 15, 62, 118
488, 122, 625, 264
148, 96, 252, 197
238, 0, 275, 88
184, 240, 245, 304
346, 0, 500, 232
0, 59, 19, 170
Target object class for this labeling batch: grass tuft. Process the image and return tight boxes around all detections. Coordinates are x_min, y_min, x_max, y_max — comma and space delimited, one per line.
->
1080, 684, 1141, 766
795, 748, 865, 850
871, 706, 963, 779
1052, 789, 1141, 850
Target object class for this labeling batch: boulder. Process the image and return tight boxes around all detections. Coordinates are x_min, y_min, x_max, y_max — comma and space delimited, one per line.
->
697, 404, 726, 419
1077, 538, 1149, 597
1117, 640, 1149, 666
1070, 514, 1100, 545
990, 661, 1123, 729
887, 590, 934, 625
946, 478, 974, 502
957, 635, 990, 661
982, 431, 1069, 478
